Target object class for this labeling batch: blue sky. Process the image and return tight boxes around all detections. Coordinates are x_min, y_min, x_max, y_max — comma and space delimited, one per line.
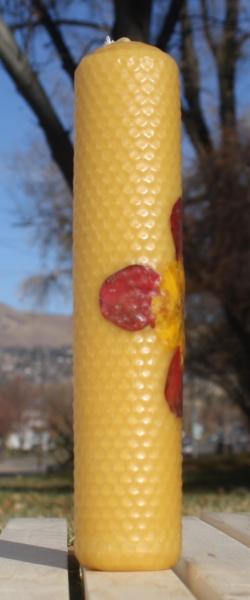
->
0, 66, 72, 314
0, 68, 54, 311
0, 1, 249, 315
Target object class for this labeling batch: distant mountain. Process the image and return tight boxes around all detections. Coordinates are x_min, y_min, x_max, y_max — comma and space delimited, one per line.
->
0, 303, 72, 348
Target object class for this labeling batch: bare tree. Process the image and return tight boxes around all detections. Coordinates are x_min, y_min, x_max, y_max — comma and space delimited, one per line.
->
0, 16, 73, 188
0, 392, 14, 449
185, 131, 250, 419
0, 377, 33, 449
0, 0, 250, 418
42, 381, 73, 466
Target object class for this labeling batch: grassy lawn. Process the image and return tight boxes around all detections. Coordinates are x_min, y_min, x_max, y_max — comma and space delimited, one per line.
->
0, 454, 249, 544
183, 453, 250, 516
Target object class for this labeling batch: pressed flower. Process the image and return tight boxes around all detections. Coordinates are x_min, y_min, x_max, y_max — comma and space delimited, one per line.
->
152, 261, 184, 353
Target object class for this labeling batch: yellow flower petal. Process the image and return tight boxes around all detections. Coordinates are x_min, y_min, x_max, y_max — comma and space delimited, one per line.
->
152, 261, 184, 352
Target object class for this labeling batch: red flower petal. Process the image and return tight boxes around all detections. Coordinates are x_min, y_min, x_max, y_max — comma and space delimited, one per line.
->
170, 198, 183, 259
165, 348, 183, 417
99, 265, 160, 331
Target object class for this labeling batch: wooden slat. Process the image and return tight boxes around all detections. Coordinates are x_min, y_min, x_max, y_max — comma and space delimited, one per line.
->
201, 512, 250, 548
0, 518, 69, 600
83, 568, 196, 600
175, 517, 250, 600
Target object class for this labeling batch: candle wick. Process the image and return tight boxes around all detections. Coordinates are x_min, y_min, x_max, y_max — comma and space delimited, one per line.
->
105, 35, 114, 45
104, 36, 131, 46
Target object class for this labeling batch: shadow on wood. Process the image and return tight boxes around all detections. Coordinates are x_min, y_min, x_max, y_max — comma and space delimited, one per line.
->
0, 539, 67, 568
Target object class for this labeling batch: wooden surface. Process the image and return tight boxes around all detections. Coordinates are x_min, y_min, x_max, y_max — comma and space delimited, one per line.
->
0, 514, 250, 599
0, 518, 69, 600
201, 511, 250, 548
175, 516, 250, 600
83, 569, 196, 600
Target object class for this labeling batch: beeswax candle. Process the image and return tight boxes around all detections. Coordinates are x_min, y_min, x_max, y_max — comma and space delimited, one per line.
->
74, 39, 184, 571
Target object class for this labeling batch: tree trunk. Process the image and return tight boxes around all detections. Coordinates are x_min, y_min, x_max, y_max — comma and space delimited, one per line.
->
112, 0, 152, 42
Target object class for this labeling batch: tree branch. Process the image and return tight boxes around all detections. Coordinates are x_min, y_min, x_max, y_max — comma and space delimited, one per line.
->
182, 107, 211, 158
156, 0, 182, 50
112, 0, 152, 42
32, 0, 76, 83
217, 0, 239, 132
200, 0, 218, 57
0, 18, 73, 189
181, 0, 213, 156
11, 18, 109, 32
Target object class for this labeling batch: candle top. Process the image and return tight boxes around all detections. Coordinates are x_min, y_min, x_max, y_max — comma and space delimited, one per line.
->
76, 38, 178, 77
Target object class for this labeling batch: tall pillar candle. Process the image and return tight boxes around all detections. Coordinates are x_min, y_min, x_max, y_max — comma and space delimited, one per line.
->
74, 39, 184, 571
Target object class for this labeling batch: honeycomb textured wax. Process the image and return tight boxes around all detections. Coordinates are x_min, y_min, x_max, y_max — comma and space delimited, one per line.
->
74, 40, 183, 571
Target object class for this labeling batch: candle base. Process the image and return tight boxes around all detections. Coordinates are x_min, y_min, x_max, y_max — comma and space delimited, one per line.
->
76, 537, 181, 572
